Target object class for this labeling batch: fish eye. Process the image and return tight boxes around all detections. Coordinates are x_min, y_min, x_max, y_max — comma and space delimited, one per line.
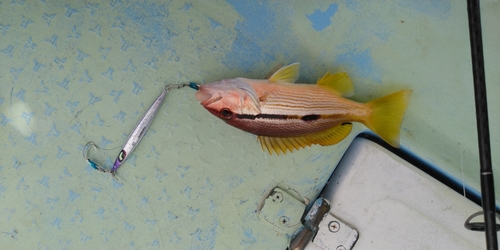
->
219, 108, 233, 120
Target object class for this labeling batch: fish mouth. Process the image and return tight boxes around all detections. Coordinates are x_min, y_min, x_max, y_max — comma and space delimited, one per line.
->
195, 87, 222, 106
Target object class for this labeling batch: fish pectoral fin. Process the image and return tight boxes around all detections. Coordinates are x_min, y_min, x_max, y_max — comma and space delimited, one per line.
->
258, 92, 270, 102
304, 122, 353, 146
268, 62, 300, 83
316, 71, 354, 97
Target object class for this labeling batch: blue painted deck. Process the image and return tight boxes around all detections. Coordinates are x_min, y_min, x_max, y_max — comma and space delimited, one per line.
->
0, 1, 499, 248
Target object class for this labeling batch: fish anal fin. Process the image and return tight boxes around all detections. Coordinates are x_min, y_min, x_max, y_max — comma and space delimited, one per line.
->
305, 123, 353, 146
269, 63, 300, 83
317, 71, 354, 97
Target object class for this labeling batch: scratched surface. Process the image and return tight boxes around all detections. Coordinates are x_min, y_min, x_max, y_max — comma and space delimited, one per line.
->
0, 0, 499, 249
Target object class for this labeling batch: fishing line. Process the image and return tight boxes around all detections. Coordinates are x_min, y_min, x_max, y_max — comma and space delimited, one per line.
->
460, 142, 466, 198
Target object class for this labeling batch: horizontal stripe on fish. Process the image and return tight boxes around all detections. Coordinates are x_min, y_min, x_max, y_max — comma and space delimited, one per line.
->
260, 105, 357, 117
259, 94, 357, 115
235, 113, 342, 121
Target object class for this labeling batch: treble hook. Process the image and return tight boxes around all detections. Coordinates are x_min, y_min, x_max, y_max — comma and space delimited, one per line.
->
83, 141, 105, 172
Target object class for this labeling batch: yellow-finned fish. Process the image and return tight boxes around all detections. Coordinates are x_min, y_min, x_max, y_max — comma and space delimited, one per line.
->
195, 63, 412, 155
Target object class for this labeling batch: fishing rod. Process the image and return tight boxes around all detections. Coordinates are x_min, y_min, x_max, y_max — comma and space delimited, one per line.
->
466, 0, 498, 249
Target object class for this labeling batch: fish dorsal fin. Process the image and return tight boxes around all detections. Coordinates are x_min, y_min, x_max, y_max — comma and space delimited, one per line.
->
316, 71, 354, 97
258, 136, 311, 155
304, 122, 352, 146
257, 123, 352, 155
268, 62, 300, 83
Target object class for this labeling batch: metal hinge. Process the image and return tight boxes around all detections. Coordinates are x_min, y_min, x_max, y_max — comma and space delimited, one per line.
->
259, 188, 358, 250
259, 187, 307, 236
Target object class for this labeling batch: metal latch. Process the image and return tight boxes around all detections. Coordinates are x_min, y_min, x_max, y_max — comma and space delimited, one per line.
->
290, 198, 358, 250
259, 188, 358, 250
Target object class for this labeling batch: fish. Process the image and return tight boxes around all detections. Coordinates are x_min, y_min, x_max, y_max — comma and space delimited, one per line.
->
195, 63, 411, 155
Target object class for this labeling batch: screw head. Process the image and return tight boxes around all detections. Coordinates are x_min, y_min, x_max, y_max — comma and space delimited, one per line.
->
328, 221, 340, 233
279, 216, 290, 226
336, 246, 346, 250
271, 191, 283, 203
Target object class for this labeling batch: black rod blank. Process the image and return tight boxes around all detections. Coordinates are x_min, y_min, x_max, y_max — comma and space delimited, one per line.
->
466, 0, 498, 249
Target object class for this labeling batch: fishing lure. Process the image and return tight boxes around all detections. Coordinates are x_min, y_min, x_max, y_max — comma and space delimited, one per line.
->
110, 83, 190, 176
83, 141, 105, 172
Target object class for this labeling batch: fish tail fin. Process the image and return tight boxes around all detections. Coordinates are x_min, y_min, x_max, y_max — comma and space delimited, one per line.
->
364, 90, 412, 147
